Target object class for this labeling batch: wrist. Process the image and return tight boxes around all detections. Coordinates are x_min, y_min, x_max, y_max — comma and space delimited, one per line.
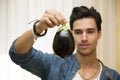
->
32, 20, 47, 42
35, 21, 44, 33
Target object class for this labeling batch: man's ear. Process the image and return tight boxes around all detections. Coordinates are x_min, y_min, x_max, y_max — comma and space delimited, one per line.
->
98, 31, 101, 39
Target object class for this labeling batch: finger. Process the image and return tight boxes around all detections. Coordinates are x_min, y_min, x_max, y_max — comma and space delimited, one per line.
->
45, 9, 67, 24
43, 14, 60, 26
54, 13, 67, 24
42, 16, 56, 27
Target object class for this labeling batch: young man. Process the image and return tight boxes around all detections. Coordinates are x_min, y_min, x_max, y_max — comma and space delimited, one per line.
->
9, 6, 120, 80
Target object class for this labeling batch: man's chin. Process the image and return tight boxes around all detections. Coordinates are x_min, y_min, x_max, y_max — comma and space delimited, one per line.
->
78, 50, 93, 56
79, 53, 92, 56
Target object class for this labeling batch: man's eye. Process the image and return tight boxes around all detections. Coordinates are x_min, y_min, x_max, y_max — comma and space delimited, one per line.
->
87, 30, 94, 33
74, 30, 82, 35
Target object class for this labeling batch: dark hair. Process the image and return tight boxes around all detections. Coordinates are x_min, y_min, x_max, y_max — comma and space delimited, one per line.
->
69, 6, 102, 32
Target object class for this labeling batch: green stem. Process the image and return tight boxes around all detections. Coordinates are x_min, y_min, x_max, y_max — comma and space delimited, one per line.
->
57, 24, 69, 32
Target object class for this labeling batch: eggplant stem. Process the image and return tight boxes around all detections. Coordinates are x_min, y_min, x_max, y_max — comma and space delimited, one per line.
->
57, 24, 69, 32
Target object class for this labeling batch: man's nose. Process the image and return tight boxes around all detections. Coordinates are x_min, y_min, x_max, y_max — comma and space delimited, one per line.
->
81, 32, 88, 42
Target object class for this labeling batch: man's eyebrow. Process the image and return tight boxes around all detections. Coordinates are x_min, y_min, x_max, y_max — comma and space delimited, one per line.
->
73, 28, 96, 31
73, 29, 81, 31
87, 28, 96, 30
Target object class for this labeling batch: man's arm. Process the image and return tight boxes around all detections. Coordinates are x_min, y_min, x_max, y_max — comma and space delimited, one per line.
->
14, 9, 67, 54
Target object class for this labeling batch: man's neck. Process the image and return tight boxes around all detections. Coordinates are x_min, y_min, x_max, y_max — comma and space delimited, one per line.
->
76, 51, 100, 80
76, 51, 98, 68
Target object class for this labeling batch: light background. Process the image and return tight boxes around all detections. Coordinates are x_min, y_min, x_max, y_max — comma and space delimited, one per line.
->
0, 0, 120, 80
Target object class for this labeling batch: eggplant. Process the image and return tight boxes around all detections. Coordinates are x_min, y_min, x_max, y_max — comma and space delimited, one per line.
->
53, 24, 75, 58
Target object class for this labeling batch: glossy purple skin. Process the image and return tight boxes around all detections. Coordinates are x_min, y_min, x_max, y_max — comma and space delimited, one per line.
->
53, 29, 75, 58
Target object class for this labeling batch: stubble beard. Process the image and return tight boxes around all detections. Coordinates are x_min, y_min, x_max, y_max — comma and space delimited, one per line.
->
77, 47, 96, 56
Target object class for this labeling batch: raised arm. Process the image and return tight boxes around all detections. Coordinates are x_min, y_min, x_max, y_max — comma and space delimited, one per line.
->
14, 9, 67, 54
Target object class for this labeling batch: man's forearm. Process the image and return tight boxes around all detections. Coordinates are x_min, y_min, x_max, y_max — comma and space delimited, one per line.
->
14, 29, 34, 54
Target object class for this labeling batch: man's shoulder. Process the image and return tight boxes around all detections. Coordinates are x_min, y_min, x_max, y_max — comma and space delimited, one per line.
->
105, 66, 119, 75
104, 66, 120, 79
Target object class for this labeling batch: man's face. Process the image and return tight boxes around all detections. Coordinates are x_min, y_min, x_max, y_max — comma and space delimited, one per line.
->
72, 18, 101, 56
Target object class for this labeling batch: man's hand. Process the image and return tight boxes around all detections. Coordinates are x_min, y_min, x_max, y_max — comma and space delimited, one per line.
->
36, 9, 67, 33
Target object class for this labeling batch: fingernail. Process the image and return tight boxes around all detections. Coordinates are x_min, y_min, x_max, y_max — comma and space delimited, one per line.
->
64, 19, 67, 23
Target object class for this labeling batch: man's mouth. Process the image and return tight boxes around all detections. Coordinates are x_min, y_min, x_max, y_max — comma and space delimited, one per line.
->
79, 43, 89, 49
